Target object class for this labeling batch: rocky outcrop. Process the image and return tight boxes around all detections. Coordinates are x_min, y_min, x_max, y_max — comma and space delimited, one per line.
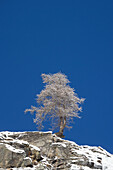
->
0, 132, 41, 168
0, 131, 113, 169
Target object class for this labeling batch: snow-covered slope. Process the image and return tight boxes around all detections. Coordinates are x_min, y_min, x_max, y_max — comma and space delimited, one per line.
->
0, 131, 113, 170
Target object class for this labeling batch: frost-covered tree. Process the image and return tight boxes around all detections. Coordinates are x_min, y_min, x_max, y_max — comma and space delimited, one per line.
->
25, 73, 85, 137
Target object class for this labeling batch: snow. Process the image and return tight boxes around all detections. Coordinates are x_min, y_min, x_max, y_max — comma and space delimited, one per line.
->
0, 130, 52, 136
1, 131, 25, 136
102, 156, 113, 170
0, 131, 113, 169
0, 134, 5, 140
30, 144, 40, 151
5, 144, 25, 154
11, 168, 36, 170
52, 142, 66, 147
39, 156, 53, 169
70, 164, 99, 170
38, 131, 52, 134
24, 157, 32, 161
70, 145, 113, 170
1, 138, 29, 147
12, 139, 29, 145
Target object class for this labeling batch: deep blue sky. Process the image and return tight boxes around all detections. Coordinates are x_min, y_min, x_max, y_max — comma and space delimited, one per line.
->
0, 1, 113, 153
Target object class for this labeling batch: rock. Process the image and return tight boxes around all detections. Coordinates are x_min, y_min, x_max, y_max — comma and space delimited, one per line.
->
54, 132, 65, 138
0, 132, 41, 168
21, 157, 33, 167
0, 143, 25, 168
0, 131, 113, 169
30, 144, 41, 160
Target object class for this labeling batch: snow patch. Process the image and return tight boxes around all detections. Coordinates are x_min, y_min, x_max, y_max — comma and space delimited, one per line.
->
24, 157, 32, 161
52, 142, 66, 147
5, 144, 25, 154
70, 164, 99, 170
30, 144, 40, 151
102, 156, 113, 170
12, 139, 29, 145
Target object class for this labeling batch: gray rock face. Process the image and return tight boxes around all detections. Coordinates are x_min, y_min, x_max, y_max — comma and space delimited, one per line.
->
0, 132, 41, 168
0, 131, 113, 170
0, 143, 25, 168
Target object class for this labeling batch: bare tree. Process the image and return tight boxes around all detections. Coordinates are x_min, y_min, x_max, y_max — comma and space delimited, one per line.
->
25, 73, 85, 137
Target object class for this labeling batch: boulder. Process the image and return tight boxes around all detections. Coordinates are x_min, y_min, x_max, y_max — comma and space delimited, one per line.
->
0, 143, 25, 168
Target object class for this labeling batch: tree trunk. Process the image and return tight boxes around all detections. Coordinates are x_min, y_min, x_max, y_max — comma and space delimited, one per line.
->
59, 116, 66, 136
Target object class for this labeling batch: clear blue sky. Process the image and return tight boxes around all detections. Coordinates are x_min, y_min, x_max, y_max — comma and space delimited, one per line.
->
0, 1, 113, 153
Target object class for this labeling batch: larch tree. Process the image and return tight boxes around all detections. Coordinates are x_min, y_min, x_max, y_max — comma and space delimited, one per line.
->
25, 73, 85, 137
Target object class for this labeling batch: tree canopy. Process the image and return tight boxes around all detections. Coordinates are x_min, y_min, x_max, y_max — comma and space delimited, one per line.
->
25, 73, 85, 137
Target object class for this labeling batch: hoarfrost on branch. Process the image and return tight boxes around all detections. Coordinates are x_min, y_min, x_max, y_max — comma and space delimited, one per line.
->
25, 73, 85, 137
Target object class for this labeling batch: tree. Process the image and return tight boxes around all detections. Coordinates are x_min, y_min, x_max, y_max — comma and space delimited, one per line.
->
25, 73, 85, 137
